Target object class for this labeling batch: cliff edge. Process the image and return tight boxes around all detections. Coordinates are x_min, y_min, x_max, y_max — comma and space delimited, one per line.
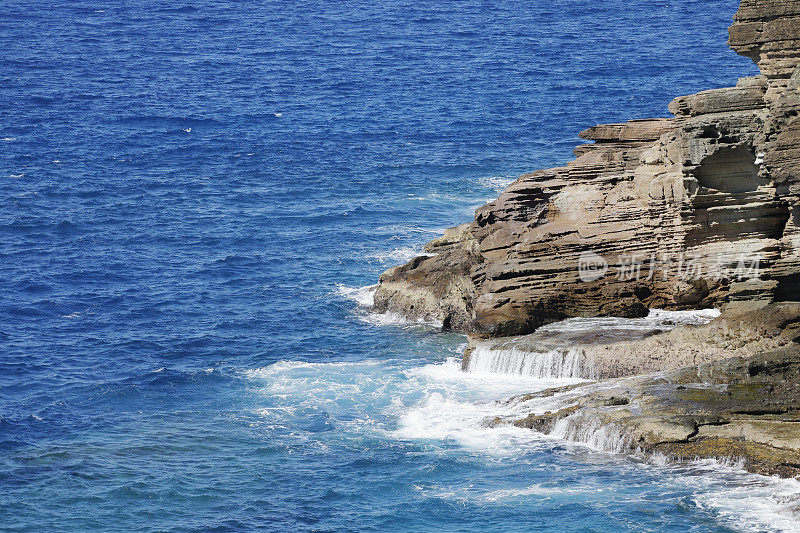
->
372, 0, 800, 478
374, 0, 800, 339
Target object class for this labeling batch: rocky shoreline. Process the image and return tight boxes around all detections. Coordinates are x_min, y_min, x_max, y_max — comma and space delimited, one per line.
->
492, 340, 800, 479
373, 0, 800, 478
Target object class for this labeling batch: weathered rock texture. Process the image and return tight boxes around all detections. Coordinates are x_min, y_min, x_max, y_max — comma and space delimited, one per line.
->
490, 341, 800, 478
463, 303, 800, 379
373, 0, 800, 338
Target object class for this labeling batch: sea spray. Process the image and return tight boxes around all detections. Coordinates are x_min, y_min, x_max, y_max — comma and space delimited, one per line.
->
335, 283, 377, 307
549, 413, 633, 454
465, 344, 596, 379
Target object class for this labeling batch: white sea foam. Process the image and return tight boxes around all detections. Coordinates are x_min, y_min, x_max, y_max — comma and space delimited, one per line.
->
393, 358, 583, 454
245, 359, 383, 379
365, 246, 421, 263
360, 311, 443, 328
249, 301, 792, 531
693, 473, 800, 533
375, 224, 444, 238
465, 345, 593, 379
393, 391, 529, 450
414, 482, 604, 504
474, 484, 601, 502
247, 354, 800, 530
538, 308, 721, 336
335, 283, 377, 307
477, 175, 516, 193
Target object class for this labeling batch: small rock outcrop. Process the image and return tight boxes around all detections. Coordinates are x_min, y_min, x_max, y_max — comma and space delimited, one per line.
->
373, 0, 800, 338
372, 223, 480, 330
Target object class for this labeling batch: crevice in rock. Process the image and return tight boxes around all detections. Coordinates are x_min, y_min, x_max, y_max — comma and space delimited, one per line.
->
731, 408, 790, 415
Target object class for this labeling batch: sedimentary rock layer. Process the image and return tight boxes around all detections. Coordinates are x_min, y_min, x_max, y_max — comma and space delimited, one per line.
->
463, 303, 800, 379
490, 341, 800, 479
373, 0, 800, 339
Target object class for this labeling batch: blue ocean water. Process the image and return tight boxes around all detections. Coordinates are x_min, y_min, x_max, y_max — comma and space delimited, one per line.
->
3, 0, 799, 531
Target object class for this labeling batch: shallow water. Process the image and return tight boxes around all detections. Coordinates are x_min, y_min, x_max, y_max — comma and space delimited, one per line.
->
3, 0, 799, 531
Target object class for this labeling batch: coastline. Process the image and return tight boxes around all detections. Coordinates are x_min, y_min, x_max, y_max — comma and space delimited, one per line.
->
370, 0, 800, 479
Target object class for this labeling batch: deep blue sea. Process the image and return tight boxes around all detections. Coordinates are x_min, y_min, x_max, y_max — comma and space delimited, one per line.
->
3, 0, 800, 531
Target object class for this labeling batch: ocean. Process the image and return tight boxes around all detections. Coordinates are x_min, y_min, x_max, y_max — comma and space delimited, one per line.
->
2, 0, 799, 531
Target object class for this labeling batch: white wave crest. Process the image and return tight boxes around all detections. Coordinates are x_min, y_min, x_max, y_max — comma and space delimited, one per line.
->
335, 283, 377, 307
365, 246, 421, 263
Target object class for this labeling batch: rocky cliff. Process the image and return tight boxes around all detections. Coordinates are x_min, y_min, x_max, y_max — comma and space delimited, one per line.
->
372, 0, 800, 479
373, 0, 800, 339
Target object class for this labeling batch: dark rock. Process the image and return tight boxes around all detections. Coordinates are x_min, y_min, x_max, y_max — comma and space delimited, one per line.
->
673, 279, 709, 305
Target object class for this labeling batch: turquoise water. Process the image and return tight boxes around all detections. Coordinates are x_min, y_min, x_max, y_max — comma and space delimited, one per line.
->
3, 0, 799, 531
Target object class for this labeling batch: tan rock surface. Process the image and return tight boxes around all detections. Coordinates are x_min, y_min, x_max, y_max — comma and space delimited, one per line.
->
492, 342, 800, 478
374, 0, 800, 341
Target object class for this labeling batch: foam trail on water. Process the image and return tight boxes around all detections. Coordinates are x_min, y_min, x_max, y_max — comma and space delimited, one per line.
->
465, 345, 593, 379
335, 284, 377, 307
366, 246, 422, 263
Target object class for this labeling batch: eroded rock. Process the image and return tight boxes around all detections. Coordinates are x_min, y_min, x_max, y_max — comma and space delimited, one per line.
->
373, 0, 800, 339
492, 342, 800, 478
463, 302, 800, 378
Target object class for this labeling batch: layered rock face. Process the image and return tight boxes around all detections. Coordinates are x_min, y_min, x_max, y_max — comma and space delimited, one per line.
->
373, 0, 800, 338
492, 341, 800, 478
